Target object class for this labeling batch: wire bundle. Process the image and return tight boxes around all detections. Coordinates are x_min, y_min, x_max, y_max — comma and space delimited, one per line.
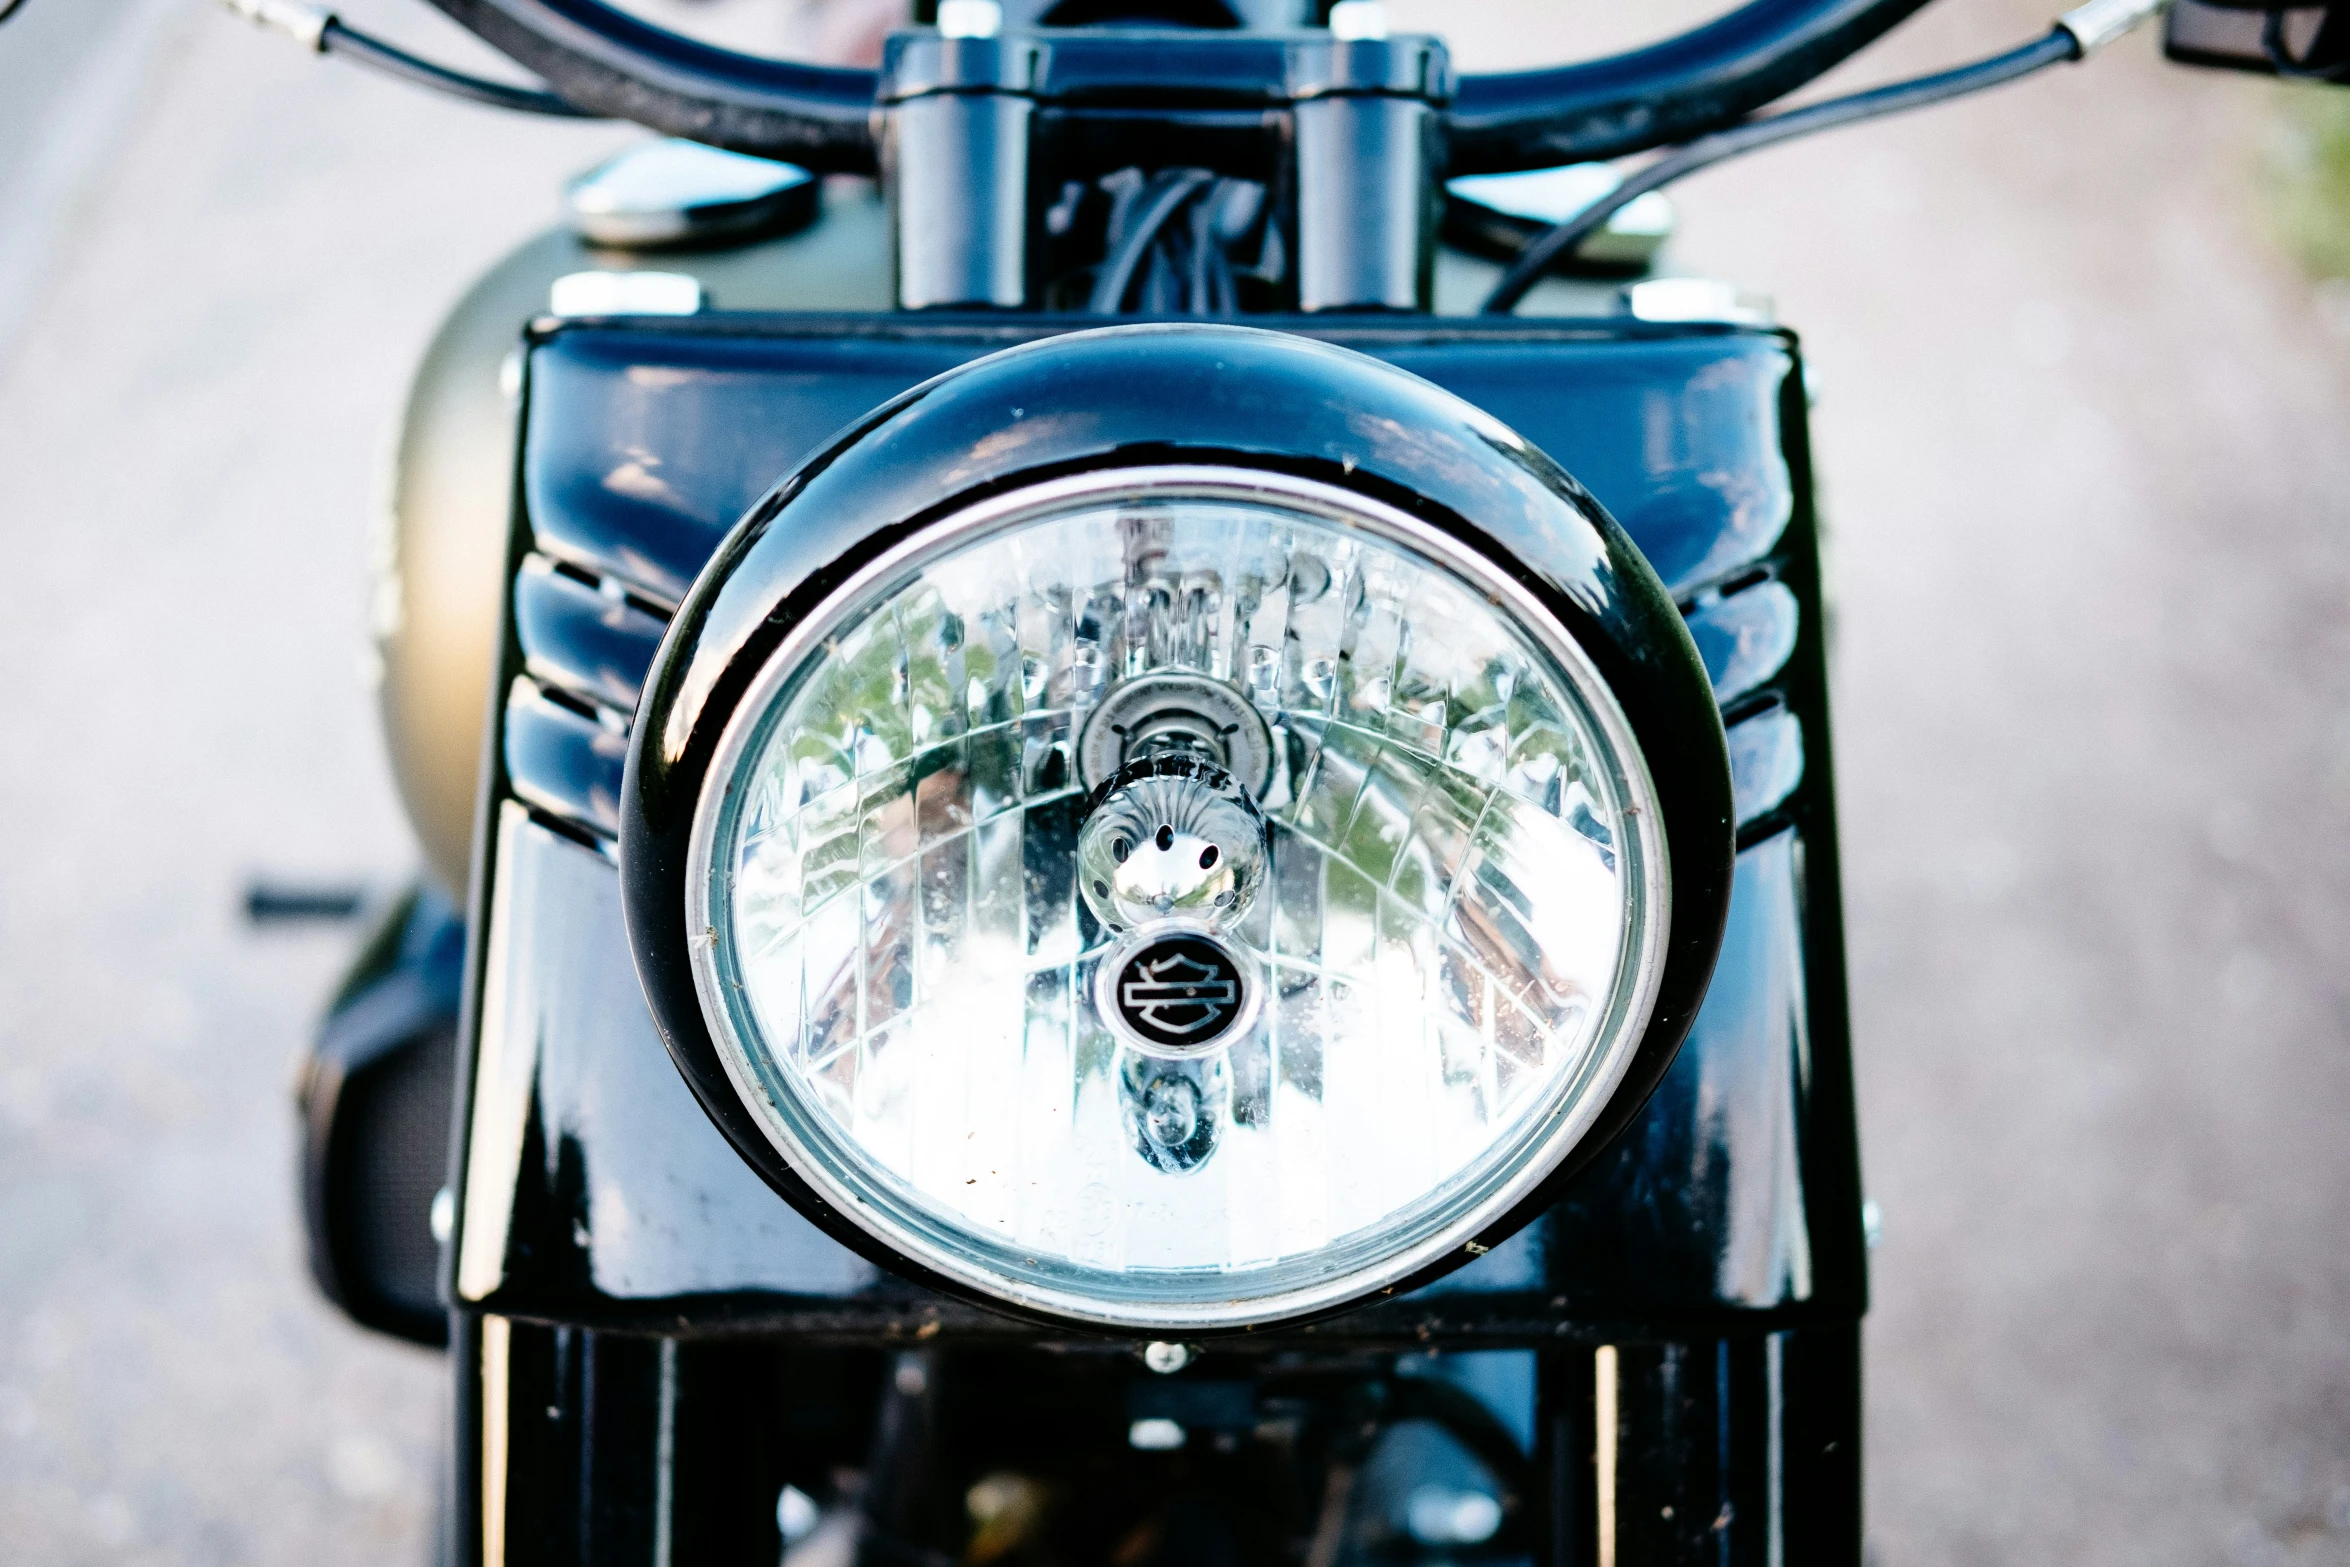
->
1083, 167, 1282, 314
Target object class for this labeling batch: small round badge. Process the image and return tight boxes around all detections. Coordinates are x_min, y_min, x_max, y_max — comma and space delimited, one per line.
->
1095, 926, 1262, 1056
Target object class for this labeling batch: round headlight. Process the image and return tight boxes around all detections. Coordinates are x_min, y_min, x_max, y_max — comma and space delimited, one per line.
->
623, 326, 1731, 1333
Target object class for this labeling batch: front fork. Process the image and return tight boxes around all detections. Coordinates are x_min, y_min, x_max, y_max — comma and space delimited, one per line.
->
448, 1318, 1860, 1567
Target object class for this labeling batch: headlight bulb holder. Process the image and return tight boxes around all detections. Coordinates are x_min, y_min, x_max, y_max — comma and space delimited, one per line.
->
1076, 755, 1268, 933
1077, 669, 1276, 797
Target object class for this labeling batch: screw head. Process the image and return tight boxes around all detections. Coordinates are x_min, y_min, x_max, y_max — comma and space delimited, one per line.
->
1142, 1341, 1196, 1375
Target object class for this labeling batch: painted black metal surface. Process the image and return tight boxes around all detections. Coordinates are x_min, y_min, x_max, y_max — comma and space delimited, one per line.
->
615, 323, 1734, 1333
507, 313, 1812, 867
516, 313, 1803, 610
455, 1320, 1860, 1567
301, 885, 467, 1346
513, 555, 670, 713
458, 309, 1863, 1340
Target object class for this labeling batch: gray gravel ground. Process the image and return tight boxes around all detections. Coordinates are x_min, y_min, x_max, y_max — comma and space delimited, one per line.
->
1667, 6, 2350, 1562
0, 4, 629, 1561
1, 1, 2347, 1563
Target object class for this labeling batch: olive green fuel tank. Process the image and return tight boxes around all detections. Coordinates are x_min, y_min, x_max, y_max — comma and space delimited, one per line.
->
376, 177, 892, 896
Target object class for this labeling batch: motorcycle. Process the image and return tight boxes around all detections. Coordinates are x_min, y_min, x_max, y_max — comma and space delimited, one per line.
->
168, 0, 2346, 1560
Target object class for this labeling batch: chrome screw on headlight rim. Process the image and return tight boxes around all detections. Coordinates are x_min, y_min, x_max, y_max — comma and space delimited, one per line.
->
678, 464, 1673, 1331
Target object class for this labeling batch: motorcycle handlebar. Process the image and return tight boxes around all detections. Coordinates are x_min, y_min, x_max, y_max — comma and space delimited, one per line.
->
423, 0, 1942, 175
1448, 0, 1933, 173
427, 0, 882, 171
418, 0, 1945, 176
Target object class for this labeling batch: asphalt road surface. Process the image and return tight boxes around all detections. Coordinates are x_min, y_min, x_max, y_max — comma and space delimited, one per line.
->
1, 2, 2347, 1564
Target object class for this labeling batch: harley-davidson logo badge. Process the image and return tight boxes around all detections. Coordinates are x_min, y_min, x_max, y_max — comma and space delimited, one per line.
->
1108, 933, 1249, 1051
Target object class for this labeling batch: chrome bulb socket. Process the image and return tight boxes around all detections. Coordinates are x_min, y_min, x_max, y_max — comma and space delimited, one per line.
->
1077, 669, 1275, 796
1076, 755, 1268, 933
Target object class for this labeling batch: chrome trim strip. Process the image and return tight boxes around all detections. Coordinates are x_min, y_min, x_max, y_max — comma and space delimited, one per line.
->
1596, 1342, 1619, 1567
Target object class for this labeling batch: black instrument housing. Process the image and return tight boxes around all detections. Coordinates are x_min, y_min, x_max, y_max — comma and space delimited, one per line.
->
446, 304, 1860, 1348
433, 304, 1867, 1566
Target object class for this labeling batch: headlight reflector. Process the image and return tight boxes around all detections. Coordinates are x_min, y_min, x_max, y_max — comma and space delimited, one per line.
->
685, 466, 1669, 1329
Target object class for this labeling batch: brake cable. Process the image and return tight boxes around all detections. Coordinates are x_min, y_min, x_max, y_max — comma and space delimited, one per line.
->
1090, 168, 1219, 312
1479, 0, 2175, 315
215, 0, 604, 118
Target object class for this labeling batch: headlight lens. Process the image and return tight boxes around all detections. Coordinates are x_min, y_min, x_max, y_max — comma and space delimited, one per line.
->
687, 467, 1668, 1329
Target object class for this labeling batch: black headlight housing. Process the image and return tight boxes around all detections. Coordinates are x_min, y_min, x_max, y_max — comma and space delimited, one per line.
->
618, 323, 1733, 1334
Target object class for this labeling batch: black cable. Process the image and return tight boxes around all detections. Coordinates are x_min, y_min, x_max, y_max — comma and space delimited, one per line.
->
1089, 168, 1214, 312
320, 16, 603, 118
0, 0, 28, 26
2261, 7, 2350, 80
1450, 0, 1938, 176
1479, 26, 2079, 315
1381, 1376, 1538, 1549
1189, 191, 1219, 314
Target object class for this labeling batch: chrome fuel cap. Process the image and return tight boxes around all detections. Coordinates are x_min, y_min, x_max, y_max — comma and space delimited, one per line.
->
564, 140, 818, 250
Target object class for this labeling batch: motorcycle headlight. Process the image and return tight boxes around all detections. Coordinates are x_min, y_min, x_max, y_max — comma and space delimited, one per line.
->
623, 325, 1731, 1333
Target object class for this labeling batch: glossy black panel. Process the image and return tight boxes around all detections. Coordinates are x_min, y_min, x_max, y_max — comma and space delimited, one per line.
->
1364, 337, 1795, 596
1555, 833, 1831, 1313
1684, 576, 1799, 706
454, 808, 902, 1326
456, 1327, 1861, 1567
1726, 703, 1804, 834
506, 314, 1805, 865
616, 322, 1734, 1331
513, 555, 670, 713
462, 812, 1834, 1337
1325, 826, 1862, 1341
462, 309, 1861, 1343
520, 316, 1796, 605
503, 678, 627, 837
523, 332, 1009, 604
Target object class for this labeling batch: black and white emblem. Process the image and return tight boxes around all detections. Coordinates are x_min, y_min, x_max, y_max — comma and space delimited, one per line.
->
1099, 930, 1256, 1053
